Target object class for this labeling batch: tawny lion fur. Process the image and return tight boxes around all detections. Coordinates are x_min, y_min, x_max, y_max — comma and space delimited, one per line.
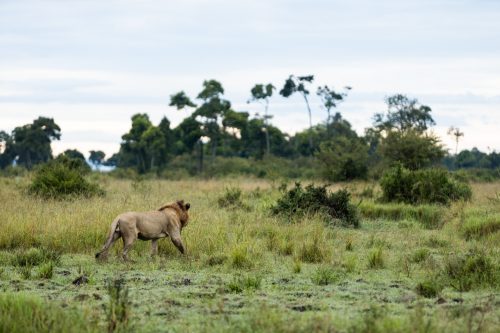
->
95, 200, 190, 261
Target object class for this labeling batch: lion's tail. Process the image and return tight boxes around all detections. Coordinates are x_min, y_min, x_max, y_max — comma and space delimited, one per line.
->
95, 217, 121, 259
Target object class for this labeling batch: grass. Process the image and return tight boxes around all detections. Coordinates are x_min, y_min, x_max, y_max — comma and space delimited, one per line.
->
0, 177, 499, 332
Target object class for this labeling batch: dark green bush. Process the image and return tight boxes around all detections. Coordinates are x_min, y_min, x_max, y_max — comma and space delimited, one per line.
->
28, 157, 104, 199
271, 182, 359, 227
380, 164, 472, 205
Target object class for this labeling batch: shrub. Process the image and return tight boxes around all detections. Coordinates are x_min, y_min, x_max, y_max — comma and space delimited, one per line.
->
28, 157, 104, 199
217, 187, 248, 210
367, 248, 384, 269
444, 252, 498, 291
0, 293, 98, 333
227, 275, 262, 293
271, 182, 359, 227
380, 164, 472, 205
311, 266, 343, 286
415, 279, 442, 298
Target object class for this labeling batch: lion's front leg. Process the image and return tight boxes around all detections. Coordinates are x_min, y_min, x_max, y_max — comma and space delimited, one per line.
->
169, 230, 185, 254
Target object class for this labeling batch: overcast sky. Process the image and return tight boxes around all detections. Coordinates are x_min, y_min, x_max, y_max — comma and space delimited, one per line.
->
1, 0, 499, 157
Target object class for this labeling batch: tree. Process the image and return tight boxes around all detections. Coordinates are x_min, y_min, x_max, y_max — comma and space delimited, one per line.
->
280, 75, 315, 152
10, 117, 61, 169
89, 150, 105, 170
447, 126, 464, 155
378, 129, 446, 170
194, 79, 232, 160
317, 136, 369, 181
373, 94, 435, 133
62, 149, 86, 161
169, 91, 197, 110
248, 83, 275, 155
370, 95, 444, 171
317, 85, 351, 136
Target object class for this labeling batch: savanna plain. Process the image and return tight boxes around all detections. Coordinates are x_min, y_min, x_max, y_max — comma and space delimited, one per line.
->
0, 176, 499, 333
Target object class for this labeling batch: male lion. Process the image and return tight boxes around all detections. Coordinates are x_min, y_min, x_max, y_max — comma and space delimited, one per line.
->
95, 200, 190, 261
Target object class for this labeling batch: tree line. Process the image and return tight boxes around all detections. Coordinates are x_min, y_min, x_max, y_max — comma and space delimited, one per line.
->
1, 76, 499, 180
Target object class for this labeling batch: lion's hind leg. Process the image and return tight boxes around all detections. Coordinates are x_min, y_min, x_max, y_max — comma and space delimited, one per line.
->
96, 229, 121, 261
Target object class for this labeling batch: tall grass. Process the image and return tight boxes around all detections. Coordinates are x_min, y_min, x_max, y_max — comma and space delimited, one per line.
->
0, 293, 98, 333
359, 202, 444, 229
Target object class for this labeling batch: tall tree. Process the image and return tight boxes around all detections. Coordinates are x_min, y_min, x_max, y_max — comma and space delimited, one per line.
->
447, 126, 464, 155
194, 80, 231, 160
316, 85, 351, 136
248, 83, 275, 155
280, 75, 315, 152
373, 94, 435, 133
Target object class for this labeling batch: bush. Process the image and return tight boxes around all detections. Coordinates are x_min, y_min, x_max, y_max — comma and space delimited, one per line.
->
380, 165, 472, 205
444, 252, 499, 291
271, 182, 359, 227
28, 157, 104, 199
218, 187, 249, 210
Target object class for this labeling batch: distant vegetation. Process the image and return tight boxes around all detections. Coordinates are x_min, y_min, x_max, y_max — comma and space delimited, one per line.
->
0, 76, 499, 182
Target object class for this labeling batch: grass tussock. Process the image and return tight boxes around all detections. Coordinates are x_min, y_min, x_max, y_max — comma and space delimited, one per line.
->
0, 293, 98, 333
367, 248, 385, 269
11, 247, 61, 267
227, 274, 262, 293
462, 213, 500, 240
415, 279, 443, 298
359, 202, 444, 229
311, 266, 344, 285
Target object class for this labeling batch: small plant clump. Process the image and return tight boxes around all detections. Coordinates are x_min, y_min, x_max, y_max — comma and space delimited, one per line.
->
28, 156, 104, 199
311, 266, 343, 286
367, 248, 385, 269
271, 182, 359, 228
217, 187, 249, 210
106, 277, 130, 333
415, 279, 442, 298
227, 275, 262, 293
380, 164, 472, 205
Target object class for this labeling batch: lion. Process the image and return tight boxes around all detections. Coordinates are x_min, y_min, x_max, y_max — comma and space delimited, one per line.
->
95, 200, 190, 261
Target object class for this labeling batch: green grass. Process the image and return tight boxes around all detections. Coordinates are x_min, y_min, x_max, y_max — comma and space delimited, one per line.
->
0, 177, 499, 332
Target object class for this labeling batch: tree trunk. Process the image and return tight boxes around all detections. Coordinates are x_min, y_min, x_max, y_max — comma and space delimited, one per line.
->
264, 101, 271, 155
198, 140, 204, 174
302, 93, 313, 153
